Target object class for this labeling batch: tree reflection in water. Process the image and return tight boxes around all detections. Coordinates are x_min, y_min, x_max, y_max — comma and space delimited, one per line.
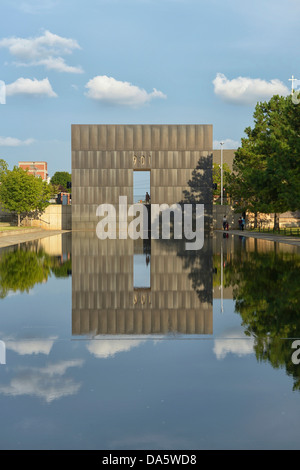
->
0, 243, 72, 299
173, 236, 213, 304
223, 246, 300, 390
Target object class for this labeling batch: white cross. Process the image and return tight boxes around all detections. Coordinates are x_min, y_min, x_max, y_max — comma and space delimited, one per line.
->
289, 75, 298, 93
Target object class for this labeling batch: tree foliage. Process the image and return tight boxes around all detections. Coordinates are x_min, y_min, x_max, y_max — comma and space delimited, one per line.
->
213, 162, 231, 197
0, 166, 53, 225
0, 158, 8, 181
51, 171, 71, 192
228, 94, 300, 228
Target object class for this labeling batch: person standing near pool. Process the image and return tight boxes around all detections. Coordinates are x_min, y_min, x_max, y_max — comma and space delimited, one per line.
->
223, 215, 227, 231
241, 216, 245, 231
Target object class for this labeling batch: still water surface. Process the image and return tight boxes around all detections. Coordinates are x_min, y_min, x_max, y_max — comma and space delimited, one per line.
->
0, 231, 299, 450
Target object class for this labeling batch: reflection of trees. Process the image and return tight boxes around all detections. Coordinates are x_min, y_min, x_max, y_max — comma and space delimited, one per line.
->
0, 246, 72, 298
255, 337, 300, 391
225, 250, 300, 390
158, 237, 213, 304
50, 257, 72, 278
176, 236, 213, 304
213, 253, 232, 288
0, 248, 52, 298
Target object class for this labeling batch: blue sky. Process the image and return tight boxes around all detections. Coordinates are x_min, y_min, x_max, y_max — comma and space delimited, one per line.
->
0, 0, 299, 176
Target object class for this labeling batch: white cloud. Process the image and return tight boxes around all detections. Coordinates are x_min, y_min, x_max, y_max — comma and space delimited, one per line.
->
0, 80, 5, 104
87, 335, 146, 358
0, 30, 79, 61
213, 139, 240, 149
42, 360, 84, 377
213, 73, 289, 105
6, 77, 57, 97
17, 57, 83, 74
0, 136, 35, 147
85, 75, 167, 107
0, 360, 84, 403
213, 328, 255, 360
0, 30, 83, 73
6, 338, 57, 356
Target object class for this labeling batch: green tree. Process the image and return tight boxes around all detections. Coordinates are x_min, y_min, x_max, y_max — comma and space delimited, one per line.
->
51, 171, 71, 192
0, 158, 8, 181
0, 167, 52, 226
213, 163, 231, 200
228, 94, 300, 229
227, 131, 266, 226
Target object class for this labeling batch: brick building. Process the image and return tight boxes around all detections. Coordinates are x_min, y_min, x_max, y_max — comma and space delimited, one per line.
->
18, 161, 48, 180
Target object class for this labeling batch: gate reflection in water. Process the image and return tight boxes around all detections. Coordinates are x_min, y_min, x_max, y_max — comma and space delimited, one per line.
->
72, 232, 213, 336
133, 239, 151, 289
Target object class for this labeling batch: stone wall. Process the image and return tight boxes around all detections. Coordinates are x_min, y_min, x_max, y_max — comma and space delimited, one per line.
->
0, 204, 71, 230
29, 205, 71, 230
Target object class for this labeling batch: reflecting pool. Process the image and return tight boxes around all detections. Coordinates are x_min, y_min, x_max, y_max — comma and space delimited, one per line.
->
0, 231, 300, 450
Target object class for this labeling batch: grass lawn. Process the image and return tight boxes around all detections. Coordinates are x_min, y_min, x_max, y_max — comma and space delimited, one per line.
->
249, 227, 300, 237
0, 226, 38, 232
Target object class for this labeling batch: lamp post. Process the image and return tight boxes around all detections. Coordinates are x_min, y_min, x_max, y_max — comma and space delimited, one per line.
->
220, 141, 224, 206
220, 240, 224, 313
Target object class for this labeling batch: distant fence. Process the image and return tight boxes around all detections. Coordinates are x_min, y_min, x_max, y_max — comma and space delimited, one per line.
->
255, 226, 300, 236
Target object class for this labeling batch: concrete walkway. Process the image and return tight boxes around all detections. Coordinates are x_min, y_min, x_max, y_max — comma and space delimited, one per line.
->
216, 229, 300, 247
0, 229, 70, 248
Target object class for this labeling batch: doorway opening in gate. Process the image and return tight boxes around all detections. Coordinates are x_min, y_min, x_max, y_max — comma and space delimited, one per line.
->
133, 170, 150, 204
133, 170, 151, 288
